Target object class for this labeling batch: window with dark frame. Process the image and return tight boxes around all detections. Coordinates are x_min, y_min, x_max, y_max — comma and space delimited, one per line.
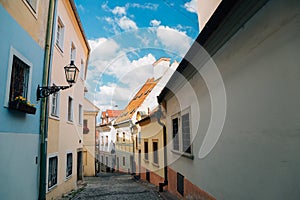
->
144, 141, 148, 160
116, 133, 119, 142
66, 153, 72, 178
182, 113, 191, 153
67, 97, 73, 122
105, 136, 108, 146
177, 172, 184, 196
83, 119, 89, 134
48, 156, 58, 189
123, 132, 125, 142
9, 55, 30, 102
153, 141, 158, 164
123, 157, 125, 166
172, 118, 179, 151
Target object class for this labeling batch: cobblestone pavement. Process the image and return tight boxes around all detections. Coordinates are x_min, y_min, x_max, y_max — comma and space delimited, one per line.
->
71, 173, 164, 200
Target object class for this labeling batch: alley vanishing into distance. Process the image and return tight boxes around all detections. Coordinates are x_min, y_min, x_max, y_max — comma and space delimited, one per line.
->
62, 173, 172, 200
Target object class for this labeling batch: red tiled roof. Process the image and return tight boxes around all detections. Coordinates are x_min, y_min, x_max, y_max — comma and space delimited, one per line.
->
115, 78, 158, 124
101, 110, 123, 118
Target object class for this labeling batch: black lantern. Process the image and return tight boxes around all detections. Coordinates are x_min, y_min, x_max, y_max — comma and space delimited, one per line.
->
64, 60, 79, 85
37, 61, 79, 101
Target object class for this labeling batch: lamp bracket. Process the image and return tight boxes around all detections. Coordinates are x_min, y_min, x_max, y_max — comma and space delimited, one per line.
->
37, 84, 71, 101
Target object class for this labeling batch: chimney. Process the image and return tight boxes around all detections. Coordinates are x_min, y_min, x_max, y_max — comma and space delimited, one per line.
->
153, 58, 171, 81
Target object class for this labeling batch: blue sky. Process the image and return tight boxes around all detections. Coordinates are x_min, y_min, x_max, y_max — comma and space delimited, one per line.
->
74, 0, 199, 110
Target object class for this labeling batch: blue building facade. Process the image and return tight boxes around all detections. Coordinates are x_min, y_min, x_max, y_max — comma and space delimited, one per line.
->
0, 3, 47, 199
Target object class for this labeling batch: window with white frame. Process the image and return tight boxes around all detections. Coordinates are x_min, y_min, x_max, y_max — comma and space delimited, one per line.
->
78, 104, 83, 124
51, 89, 59, 117
67, 96, 73, 122
171, 109, 192, 154
56, 17, 65, 51
71, 42, 76, 62
48, 156, 58, 189
8, 55, 30, 102
182, 113, 191, 153
66, 153, 72, 178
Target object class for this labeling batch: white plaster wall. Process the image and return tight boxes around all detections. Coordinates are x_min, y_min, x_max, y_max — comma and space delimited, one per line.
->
167, 0, 300, 199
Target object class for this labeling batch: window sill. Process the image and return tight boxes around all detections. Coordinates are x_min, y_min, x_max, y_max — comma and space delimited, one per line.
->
171, 149, 194, 160
47, 184, 57, 192
65, 175, 72, 181
55, 44, 64, 54
151, 162, 159, 168
49, 115, 60, 121
143, 158, 149, 163
67, 120, 74, 125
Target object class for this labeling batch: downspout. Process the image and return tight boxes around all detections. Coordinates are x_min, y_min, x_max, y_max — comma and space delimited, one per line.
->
156, 101, 168, 192
39, 0, 57, 199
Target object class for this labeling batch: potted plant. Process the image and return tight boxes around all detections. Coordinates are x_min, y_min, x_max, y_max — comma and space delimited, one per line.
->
8, 96, 36, 114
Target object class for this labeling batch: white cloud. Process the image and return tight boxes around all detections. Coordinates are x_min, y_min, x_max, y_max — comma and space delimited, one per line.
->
156, 26, 193, 56
126, 3, 159, 10
112, 6, 126, 15
77, 4, 85, 12
118, 16, 138, 30
86, 39, 156, 110
184, 0, 198, 13
150, 19, 161, 27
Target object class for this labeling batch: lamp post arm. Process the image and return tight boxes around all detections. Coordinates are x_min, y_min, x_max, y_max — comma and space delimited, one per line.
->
37, 84, 71, 101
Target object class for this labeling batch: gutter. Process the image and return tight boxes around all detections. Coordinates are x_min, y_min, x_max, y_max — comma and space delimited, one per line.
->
156, 102, 168, 192
39, 0, 57, 199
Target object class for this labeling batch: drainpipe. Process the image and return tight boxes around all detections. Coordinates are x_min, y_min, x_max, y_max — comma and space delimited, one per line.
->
39, 0, 57, 199
156, 101, 168, 192
130, 120, 135, 175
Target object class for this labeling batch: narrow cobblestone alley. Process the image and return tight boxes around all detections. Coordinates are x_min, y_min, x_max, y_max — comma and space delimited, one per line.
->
69, 173, 165, 200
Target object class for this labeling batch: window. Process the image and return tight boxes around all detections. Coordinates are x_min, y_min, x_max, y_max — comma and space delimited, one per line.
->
71, 42, 76, 61
51, 89, 59, 117
123, 132, 125, 142
80, 59, 85, 80
9, 55, 30, 102
56, 17, 65, 50
177, 172, 184, 196
116, 133, 119, 142
172, 118, 179, 151
48, 156, 58, 189
78, 104, 83, 124
123, 157, 125, 166
66, 153, 72, 178
182, 113, 191, 153
101, 136, 104, 146
105, 136, 108, 146
153, 141, 158, 164
24, 0, 38, 13
83, 119, 89, 134
67, 97, 73, 122
144, 141, 148, 160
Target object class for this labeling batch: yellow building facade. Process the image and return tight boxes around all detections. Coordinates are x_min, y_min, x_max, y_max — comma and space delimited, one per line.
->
46, 0, 90, 199
83, 98, 100, 177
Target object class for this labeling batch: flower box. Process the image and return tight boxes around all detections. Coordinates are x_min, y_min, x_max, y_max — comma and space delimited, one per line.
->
8, 100, 36, 115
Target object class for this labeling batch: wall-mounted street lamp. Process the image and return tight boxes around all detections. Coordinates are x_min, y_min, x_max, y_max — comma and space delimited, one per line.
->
36, 60, 79, 101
